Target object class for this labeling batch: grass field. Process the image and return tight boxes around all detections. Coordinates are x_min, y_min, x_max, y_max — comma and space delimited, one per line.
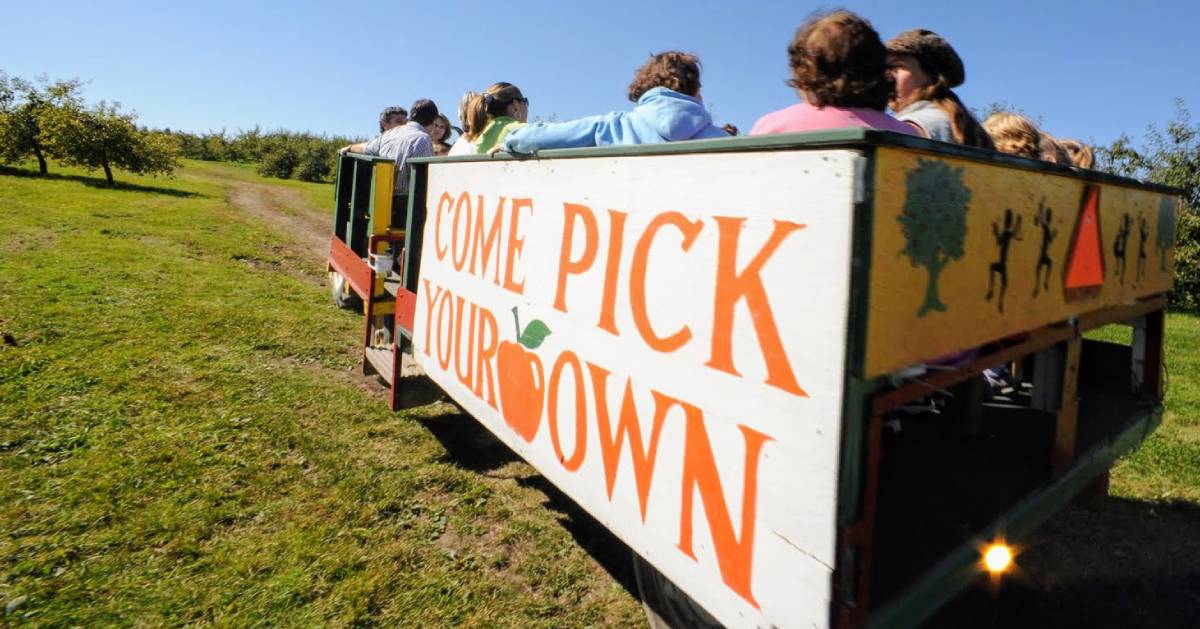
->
2, 161, 1198, 627
0, 161, 644, 627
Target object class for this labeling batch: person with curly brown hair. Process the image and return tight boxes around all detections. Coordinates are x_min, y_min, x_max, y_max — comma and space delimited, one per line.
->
500, 51, 727, 153
750, 10, 916, 136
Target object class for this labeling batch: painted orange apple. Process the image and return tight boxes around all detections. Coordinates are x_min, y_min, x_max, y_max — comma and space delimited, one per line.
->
497, 307, 551, 443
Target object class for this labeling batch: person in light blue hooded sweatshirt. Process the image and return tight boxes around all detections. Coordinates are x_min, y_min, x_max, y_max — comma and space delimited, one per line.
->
500, 51, 730, 154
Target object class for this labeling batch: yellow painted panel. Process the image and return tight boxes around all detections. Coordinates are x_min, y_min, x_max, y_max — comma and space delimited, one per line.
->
864, 147, 1178, 377
372, 161, 395, 235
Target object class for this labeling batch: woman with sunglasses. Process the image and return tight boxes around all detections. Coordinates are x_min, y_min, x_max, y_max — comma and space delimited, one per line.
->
450, 82, 529, 155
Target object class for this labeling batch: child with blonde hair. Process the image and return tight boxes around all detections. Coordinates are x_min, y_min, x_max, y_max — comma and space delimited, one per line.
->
1039, 133, 1071, 165
1057, 138, 1095, 169
983, 112, 1041, 159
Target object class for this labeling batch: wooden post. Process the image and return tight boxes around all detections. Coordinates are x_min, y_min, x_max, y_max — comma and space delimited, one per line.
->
1140, 309, 1166, 399
1052, 337, 1082, 473
963, 377, 985, 436
1031, 345, 1063, 413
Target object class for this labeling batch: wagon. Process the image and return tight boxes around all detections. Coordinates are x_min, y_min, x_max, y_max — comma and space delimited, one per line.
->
325, 129, 1180, 628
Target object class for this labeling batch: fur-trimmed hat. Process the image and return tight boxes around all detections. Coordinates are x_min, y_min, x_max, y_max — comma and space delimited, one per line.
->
887, 29, 965, 89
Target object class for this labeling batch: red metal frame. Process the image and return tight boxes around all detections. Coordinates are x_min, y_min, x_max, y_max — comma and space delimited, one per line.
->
394, 289, 417, 336
328, 235, 372, 299
330, 230, 417, 404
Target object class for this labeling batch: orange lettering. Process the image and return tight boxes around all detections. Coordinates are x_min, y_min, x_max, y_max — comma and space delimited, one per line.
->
504, 198, 532, 295
434, 192, 453, 261
453, 295, 475, 388
547, 350, 587, 471
474, 305, 499, 410
586, 363, 671, 521
631, 211, 703, 353
554, 202, 600, 313
706, 218, 807, 396
436, 288, 454, 371
677, 413, 771, 608
421, 279, 443, 356
450, 193, 474, 272
597, 210, 627, 335
470, 195, 505, 283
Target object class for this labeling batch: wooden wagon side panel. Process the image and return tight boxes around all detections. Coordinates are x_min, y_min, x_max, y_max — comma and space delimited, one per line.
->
865, 146, 1178, 378
411, 150, 860, 629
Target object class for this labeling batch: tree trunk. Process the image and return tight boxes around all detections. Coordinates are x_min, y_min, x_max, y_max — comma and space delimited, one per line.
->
33, 144, 47, 175
102, 155, 114, 185
918, 260, 947, 317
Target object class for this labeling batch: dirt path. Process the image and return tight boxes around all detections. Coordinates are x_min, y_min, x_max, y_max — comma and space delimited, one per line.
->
225, 181, 329, 261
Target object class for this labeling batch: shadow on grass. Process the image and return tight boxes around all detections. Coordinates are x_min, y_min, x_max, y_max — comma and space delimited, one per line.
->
415, 410, 521, 473
0, 165, 202, 198
420, 399, 1200, 627
414, 407, 642, 603
516, 474, 641, 602
924, 496, 1200, 628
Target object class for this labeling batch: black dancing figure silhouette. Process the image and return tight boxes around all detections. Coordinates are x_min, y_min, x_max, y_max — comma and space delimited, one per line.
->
1032, 201, 1057, 296
986, 208, 1022, 313
1113, 213, 1132, 284
1137, 215, 1149, 280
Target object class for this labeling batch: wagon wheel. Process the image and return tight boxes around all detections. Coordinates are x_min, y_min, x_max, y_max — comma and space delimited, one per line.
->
632, 551, 723, 629
329, 270, 362, 310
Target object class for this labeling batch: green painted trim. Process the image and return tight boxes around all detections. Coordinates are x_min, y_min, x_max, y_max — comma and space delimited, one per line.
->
367, 162, 382, 236
411, 130, 1180, 196
838, 147, 879, 529
866, 404, 1164, 629
347, 160, 372, 256
332, 155, 354, 241
344, 152, 396, 164
411, 128, 874, 164
837, 377, 877, 530
402, 163, 428, 292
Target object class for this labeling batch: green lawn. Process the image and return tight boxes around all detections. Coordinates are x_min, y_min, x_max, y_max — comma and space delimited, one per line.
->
1, 160, 1197, 627
0, 161, 643, 627
1084, 316, 1200, 500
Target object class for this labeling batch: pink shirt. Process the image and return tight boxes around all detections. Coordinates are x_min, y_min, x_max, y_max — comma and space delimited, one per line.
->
750, 102, 918, 136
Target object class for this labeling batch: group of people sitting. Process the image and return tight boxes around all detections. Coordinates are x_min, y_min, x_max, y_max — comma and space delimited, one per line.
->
343, 9, 1093, 207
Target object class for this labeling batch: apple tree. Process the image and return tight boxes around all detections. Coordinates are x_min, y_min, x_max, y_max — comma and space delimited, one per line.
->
42, 100, 177, 185
0, 73, 83, 175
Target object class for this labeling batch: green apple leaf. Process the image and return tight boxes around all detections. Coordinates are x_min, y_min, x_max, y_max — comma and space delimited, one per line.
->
518, 319, 552, 349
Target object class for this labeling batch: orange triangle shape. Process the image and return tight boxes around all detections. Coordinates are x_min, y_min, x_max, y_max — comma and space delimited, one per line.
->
1065, 185, 1105, 289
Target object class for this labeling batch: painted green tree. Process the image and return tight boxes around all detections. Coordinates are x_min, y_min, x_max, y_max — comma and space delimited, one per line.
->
898, 158, 972, 316
1158, 197, 1178, 271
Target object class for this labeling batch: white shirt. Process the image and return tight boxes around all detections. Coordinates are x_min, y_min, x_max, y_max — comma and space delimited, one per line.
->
447, 135, 478, 156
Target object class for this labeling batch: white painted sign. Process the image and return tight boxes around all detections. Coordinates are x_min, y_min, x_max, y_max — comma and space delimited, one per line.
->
412, 150, 858, 628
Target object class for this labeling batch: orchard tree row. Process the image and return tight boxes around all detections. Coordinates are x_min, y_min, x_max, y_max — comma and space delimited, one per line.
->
0, 71, 358, 185
162, 127, 358, 183
0, 72, 177, 184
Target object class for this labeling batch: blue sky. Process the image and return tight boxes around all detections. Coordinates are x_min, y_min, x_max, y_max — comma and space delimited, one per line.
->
3, 0, 1196, 147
